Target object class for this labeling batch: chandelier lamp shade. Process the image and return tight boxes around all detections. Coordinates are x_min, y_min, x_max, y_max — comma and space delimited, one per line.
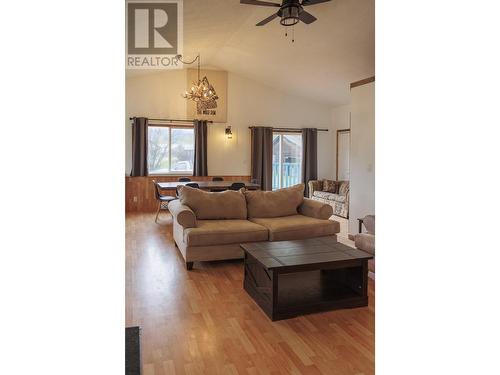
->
176, 54, 218, 103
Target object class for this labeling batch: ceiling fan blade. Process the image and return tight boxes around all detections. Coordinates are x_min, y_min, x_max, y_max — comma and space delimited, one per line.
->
302, 0, 331, 5
240, 0, 281, 7
256, 13, 279, 26
298, 10, 317, 24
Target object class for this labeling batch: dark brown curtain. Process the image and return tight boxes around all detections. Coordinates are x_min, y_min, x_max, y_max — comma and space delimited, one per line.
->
193, 120, 208, 176
130, 117, 148, 177
302, 128, 318, 196
250, 127, 273, 191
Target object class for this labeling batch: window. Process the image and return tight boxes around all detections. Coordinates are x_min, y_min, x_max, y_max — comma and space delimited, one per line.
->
272, 132, 302, 190
147, 126, 194, 174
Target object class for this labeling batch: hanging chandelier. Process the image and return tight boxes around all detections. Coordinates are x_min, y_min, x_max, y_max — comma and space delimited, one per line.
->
176, 54, 218, 103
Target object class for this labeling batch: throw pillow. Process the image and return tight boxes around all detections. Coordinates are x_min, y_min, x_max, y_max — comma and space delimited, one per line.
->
179, 186, 247, 220
338, 181, 350, 196
322, 179, 337, 193
244, 184, 305, 218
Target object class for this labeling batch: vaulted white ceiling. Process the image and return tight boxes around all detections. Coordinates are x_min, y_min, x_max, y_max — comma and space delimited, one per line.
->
127, 0, 374, 106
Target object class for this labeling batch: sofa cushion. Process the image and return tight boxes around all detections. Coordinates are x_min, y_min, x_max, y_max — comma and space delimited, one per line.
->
338, 181, 350, 196
354, 233, 375, 255
184, 219, 268, 247
312, 191, 346, 203
322, 179, 337, 193
179, 185, 247, 220
244, 184, 304, 219
312, 191, 333, 200
329, 194, 346, 203
249, 215, 339, 241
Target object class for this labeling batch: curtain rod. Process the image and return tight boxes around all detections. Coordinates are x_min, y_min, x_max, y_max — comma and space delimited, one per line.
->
129, 117, 215, 123
248, 126, 329, 132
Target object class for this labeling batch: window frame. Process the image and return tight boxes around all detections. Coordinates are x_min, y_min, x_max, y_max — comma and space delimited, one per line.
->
272, 131, 303, 190
147, 124, 194, 176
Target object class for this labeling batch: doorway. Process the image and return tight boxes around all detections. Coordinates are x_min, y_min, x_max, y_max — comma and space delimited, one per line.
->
272, 132, 302, 190
336, 129, 350, 181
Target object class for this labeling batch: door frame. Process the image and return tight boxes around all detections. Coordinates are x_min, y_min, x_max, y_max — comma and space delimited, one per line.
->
272, 131, 303, 190
336, 129, 350, 181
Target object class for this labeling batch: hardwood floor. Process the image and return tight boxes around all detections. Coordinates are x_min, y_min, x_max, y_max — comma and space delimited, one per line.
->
126, 212, 375, 375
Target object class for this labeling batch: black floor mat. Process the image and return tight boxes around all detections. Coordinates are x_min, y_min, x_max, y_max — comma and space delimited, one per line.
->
125, 327, 140, 375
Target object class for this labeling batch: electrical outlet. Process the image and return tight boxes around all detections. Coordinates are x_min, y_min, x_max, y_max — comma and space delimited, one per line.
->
133, 196, 138, 202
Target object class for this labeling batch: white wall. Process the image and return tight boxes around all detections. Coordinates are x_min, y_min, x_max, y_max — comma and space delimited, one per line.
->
126, 70, 335, 178
349, 82, 375, 233
125, 70, 188, 174
330, 104, 351, 179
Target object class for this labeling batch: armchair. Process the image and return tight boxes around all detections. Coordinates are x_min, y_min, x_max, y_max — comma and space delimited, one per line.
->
308, 179, 349, 218
354, 215, 375, 276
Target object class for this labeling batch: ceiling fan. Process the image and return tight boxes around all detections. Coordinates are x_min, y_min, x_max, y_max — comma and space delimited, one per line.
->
240, 0, 331, 27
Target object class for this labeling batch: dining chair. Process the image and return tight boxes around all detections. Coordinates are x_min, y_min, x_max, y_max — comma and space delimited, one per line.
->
178, 177, 191, 182
152, 180, 176, 223
185, 182, 200, 189
229, 182, 246, 191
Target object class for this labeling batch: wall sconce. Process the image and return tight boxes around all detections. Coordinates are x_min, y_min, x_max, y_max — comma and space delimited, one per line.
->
225, 125, 233, 139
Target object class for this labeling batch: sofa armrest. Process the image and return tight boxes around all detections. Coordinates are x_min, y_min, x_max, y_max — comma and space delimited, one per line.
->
298, 198, 333, 220
308, 180, 323, 198
168, 199, 197, 228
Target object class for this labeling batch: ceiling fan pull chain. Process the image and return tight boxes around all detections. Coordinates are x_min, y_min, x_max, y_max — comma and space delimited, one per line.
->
292, 25, 295, 43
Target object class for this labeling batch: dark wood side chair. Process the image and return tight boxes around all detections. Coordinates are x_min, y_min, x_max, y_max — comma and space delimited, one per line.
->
229, 182, 246, 191
178, 177, 191, 182
152, 180, 176, 223
211, 176, 225, 192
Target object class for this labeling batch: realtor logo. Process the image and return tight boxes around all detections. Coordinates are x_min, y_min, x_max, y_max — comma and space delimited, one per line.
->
126, 0, 183, 69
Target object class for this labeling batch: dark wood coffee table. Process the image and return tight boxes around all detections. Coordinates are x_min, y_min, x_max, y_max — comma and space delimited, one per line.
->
240, 237, 373, 321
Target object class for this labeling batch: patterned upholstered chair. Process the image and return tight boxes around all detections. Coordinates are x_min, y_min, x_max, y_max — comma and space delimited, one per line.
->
308, 180, 349, 218
354, 215, 375, 276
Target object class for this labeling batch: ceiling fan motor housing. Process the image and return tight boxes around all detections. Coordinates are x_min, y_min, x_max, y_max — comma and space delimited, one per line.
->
280, 0, 302, 26
241, 0, 325, 27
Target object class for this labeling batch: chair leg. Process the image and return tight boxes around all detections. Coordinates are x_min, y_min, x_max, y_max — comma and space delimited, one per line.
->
155, 201, 161, 223
186, 262, 194, 270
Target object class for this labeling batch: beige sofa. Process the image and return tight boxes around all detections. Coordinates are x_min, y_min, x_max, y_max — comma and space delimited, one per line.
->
308, 180, 349, 218
169, 184, 340, 270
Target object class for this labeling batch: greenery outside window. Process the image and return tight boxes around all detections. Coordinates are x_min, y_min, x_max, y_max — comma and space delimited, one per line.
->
148, 126, 194, 175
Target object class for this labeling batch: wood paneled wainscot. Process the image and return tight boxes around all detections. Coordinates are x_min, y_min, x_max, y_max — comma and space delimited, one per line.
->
126, 176, 251, 212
